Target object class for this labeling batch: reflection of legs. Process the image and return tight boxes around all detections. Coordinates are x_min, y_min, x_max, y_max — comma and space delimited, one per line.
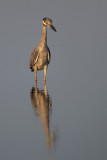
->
44, 65, 47, 81
34, 67, 37, 81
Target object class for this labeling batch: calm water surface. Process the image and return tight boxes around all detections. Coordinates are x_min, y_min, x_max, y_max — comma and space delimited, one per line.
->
0, 1, 107, 160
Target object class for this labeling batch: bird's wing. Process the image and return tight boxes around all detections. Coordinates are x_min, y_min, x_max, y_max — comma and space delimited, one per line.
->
47, 47, 51, 64
29, 48, 39, 71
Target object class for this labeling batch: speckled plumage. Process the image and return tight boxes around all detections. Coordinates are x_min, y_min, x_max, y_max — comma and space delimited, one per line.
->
29, 17, 56, 81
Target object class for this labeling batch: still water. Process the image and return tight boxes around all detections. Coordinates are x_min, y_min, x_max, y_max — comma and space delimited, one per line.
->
0, 1, 107, 160
0, 68, 106, 160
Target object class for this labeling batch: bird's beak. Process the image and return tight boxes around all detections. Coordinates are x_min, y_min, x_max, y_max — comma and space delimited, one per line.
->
48, 24, 57, 32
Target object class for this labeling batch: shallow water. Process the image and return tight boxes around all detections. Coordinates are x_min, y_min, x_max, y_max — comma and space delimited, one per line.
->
0, 1, 107, 160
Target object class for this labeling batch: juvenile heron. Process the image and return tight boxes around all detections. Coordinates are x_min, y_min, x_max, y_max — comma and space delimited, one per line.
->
29, 17, 56, 81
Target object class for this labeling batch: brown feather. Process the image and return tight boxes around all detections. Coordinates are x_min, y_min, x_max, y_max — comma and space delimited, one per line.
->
29, 48, 39, 72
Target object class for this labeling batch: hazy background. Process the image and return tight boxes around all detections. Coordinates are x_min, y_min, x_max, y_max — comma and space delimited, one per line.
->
0, 0, 107, 160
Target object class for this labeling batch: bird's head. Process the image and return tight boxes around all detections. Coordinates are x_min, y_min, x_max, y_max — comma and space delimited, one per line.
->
42, 17, 57, 32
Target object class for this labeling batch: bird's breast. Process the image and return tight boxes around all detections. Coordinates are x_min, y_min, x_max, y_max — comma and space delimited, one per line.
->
36, 49, 49, 70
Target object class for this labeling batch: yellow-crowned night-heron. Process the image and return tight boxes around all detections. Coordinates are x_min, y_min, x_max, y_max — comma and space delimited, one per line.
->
29, 17, 56, 81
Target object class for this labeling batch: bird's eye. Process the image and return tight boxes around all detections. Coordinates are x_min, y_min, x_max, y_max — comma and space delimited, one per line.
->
43, 18, 47, 22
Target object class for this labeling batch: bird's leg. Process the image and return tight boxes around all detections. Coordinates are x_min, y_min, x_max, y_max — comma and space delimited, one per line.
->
35, 79, 37, 88
44, 81, 48, 96
35, 71, 37, 81
34, 67, 37, 81
44, 65, 47, 81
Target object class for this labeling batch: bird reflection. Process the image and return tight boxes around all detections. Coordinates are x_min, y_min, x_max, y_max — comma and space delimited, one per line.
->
30, 81, 54, 150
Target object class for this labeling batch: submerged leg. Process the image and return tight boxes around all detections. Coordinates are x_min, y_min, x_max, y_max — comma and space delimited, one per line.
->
44, 65, 47, 81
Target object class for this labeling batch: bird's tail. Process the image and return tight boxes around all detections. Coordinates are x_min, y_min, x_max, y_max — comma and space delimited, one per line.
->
30, 66, 34, 72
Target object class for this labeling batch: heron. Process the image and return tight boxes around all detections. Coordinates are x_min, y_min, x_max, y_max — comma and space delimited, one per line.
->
29, 17, 56, 81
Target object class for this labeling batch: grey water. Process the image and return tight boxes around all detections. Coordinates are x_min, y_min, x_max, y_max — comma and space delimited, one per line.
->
0, 1, 107, 160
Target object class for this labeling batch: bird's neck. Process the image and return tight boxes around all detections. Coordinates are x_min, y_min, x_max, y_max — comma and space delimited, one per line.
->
39, 25, 47, 48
